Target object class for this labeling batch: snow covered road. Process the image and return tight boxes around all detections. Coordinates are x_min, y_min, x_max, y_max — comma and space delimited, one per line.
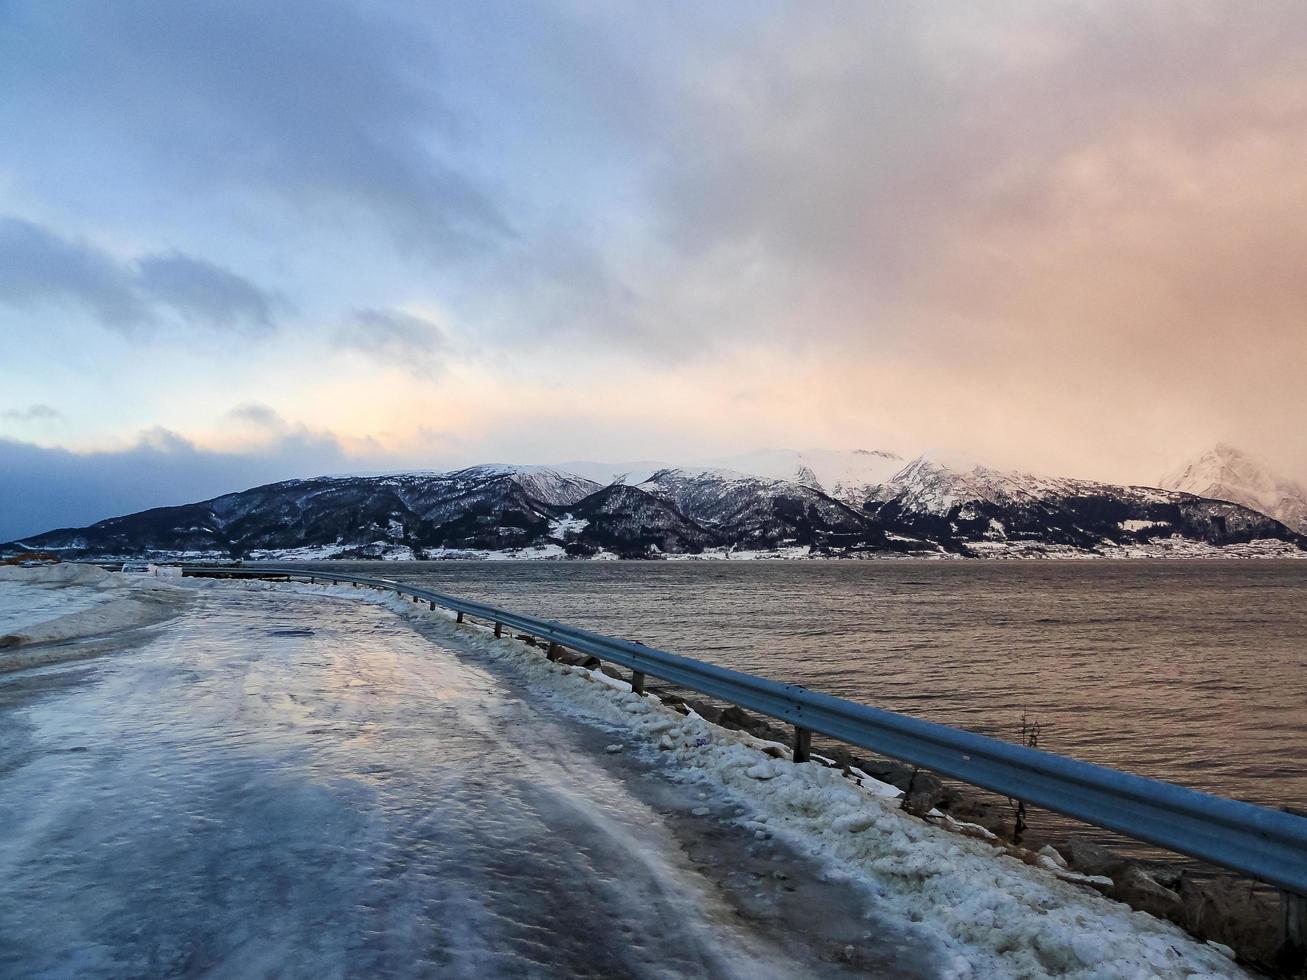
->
0, 581, 940, 978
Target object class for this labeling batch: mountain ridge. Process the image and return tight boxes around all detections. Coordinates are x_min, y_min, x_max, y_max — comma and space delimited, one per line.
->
1160, 444, 1307, 535
7, 450, 1304, 561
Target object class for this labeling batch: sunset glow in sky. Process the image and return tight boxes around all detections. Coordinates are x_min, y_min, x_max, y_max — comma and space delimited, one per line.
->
2, 2, 1306, 537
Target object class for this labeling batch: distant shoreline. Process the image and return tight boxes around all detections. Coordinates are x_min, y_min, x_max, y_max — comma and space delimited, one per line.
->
50, 544, 1307, 564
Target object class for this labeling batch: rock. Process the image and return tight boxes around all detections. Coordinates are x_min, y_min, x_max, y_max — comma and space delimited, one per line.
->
1178, 874, 1280, 967
718, 705, 757, 732
1063, 836, 1130, 878
686, 701, 723, 724
901, 771, 946, 813
1037, 845, 1068, 869
1151, 867, 1183, 891
853, 758, 919, 791
1110, 867, 1182, 920
604, 744, 624, 754
597, 664, 624, 681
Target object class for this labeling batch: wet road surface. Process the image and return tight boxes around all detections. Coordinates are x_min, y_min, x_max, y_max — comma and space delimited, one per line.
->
0, 586, 941, 979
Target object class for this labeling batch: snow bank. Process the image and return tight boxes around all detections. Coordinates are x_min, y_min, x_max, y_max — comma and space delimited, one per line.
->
0, 563, 120, 588
0, 565, 186, 665
209, 578, 1246, 979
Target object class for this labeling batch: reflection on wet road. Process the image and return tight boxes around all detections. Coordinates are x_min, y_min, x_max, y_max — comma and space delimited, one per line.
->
0, 587, 934, 978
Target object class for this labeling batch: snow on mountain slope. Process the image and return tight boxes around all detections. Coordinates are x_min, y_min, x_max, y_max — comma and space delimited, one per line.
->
561, 484, 718, 557
12, 467, 602, 560
1161, 444, 1307, 534
8, 452, 1304, 561
637, 468, 893, 551
711, 449, 906, 504
443, 465, 600, 508
869, 456, 1139, 517
552, 449, 905, 504
549, 460, 676, 487
866, 455, 1299, 553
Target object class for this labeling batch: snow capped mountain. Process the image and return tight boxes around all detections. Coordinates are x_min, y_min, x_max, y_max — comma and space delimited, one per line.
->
865, 454, 1299, 554
6, 450, 1303, 561
709, 449, 906, 504
868, 455, 1140, 516
637, 467, 891, 551
560, 483, 717, 557
11, 466, 603, 561
549, 449, 904, 503
445, 465, 600, 508
546, 460, 676, 487
1160, 444, 1307, 534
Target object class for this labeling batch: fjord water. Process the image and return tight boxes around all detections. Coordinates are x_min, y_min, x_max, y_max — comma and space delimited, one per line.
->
331, 560, 1307, 828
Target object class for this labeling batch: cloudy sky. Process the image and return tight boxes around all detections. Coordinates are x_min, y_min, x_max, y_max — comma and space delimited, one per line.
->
2, 1, 1306, 539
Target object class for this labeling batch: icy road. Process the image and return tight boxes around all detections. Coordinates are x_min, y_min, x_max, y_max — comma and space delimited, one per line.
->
0, 582, 943, 978
0, 576, 1247, 978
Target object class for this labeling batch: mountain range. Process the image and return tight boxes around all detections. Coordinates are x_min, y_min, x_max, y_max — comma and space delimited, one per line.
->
1159, 443, 1307, 535
7, 447, 1305, 561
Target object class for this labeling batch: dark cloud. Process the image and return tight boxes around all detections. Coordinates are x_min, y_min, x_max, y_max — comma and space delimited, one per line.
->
0, 216, 281, 334
0, 431, 354, 541
226, 403, 285, 429
0, 217, 147, 330
0, 0, 512, 262
136, 252, 281, 331
2, 403, 64, 423
2, 2, 1306, 482
335, 309, 447, 376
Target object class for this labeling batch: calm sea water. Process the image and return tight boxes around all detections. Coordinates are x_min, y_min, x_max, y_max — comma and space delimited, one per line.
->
309, 560, 1307, 840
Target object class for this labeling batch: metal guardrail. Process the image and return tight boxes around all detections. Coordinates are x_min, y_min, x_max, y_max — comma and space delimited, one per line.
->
183, 563, 1307, 899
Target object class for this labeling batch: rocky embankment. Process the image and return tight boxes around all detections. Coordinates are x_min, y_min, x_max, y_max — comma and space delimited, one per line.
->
540, 656, 1294, 975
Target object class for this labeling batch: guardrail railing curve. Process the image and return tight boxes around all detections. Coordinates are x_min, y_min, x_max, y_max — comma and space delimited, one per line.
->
181, 563, 1307, 909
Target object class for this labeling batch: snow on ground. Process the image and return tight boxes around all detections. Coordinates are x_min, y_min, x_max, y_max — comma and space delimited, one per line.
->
548, 514, 591, 537
218, 577, 1247, 980
105, 534, 1307, 562
0, 567, 114, 634
0, 564, 186, 668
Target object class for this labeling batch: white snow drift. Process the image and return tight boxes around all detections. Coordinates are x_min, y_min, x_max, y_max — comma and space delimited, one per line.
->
0, 564, 185, 663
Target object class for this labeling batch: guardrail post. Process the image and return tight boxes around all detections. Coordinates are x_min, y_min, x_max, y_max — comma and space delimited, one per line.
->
309, 576, 315, 584
494, 622, 502, 637
332, 579, 338, 586
456, 611, 464, 623
429, 600, 435, 611
546, 641, 561, 662
631, 670, 646, 696
793, 726, 811, 763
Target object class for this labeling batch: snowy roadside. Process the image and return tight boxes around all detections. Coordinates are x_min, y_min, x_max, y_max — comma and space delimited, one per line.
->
192, 577, 1249, 979
0, 564, 188, 670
